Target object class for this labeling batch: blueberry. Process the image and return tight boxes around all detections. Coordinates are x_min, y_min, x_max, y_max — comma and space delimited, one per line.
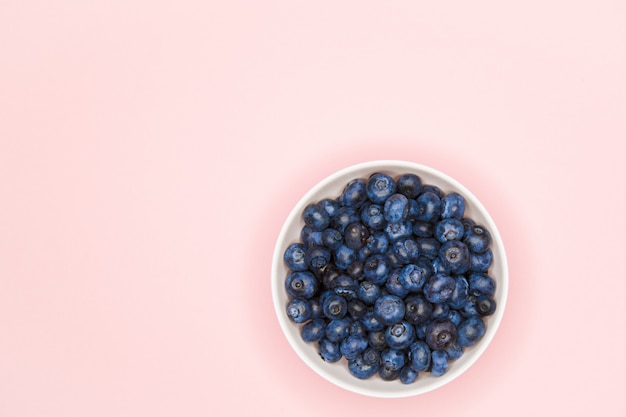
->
385, 220, 413, 241
360, 202, 386, 231
416, 191, 441, 222
400, 366, 418, 384
461, 217, 476, 231
447, 309, 462, 327
363, 254, 391, 284
305, 245, 331, 270
347, 299, 368, 320
332, 207, 360, 234
340, 335, 369, 359
412, 220, 435, 238
425, 319, 458, 350
457, 316, 486, 347
365, 231, 389, 254
435, 218, 465, 243
347, 260, 364, 279
374, 294, 406, 326
360, 308, 386, 332
468, 272, 496, 297
322, 267, 342, 289
368, 330, 387, 350
350, 320, 367, 337
318, 338, 342, 363
340, 178, 368, 208
416, 238, 440, 260
309, 298, 324, 319
463, 224, 492, 253
285, 271, 318, 299
430, 350, 449, 376
325, 317, 352, 343
389, 238, 420, 264
362, 347, 381, 365
322, 293, 348, 320
286, 298, 312, 323
385, 268, 410, 298
399, 263, 428, 292
449, 275, 470, 309
381, 348, 406, 371
460, 297, 480, 318
445, 343, 464, 361
357, 281, 382, 305
423, 273, 456, 304
469, 248, 493, 272
385, 321, 416, 350
301, 226, 323, 247
367, 173, 396, 204
378, 365, 400, 381
302, 203, 331, 231
384, 194, 409, 223
321, 228, 343, 250
319, 198, 340, 218
333, 244, 356, 270
431, 302, 450, 320
301, 319, 327, 342
438, 240, 470, 274
396, 173, 423, 199
421, 184, 443, 198
475, 295, 497, 316
344, 222, 370, 250
406, 199, 420, 221
283, 242, 308, 271
404, 295, 433, 325
441, 192, 465, 219
431, 257, 451, 274
330, 274, 357, 298
408, 341, 431, 372
348, 354, 380, 379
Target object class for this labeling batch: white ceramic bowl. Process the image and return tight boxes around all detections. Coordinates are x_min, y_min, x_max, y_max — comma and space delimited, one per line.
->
271, 160, 508, 398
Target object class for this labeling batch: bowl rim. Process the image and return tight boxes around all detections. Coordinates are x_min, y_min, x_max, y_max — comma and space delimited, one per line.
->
271, 160, 509, 398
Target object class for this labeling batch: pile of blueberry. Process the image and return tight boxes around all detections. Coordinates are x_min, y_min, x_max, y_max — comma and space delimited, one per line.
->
283, 172, 497, 383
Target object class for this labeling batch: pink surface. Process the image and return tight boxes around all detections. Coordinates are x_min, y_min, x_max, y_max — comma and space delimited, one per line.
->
1, 1, 625, 416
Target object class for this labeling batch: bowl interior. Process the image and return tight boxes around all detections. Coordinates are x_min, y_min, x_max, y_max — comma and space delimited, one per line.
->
271, 160, 508, 398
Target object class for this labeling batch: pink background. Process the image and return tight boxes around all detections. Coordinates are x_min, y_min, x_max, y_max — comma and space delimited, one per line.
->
1, 1, 625, 416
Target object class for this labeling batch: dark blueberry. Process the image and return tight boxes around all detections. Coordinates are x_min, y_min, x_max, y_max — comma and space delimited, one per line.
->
360, 202, 386, 231
385, 220, 413, 241
365, 231, 389, 254
286, 298, 312, 323
283, 242, 308, 271
318, 338, 342, 363
435, 218, 465, 243
461, 217, 476, 231
383, 194, 409, 223
406, 199, 420, 221
475, 295, 497, 316
441, 192, 466, 219
404, 295, 433, 325
468, 272, 496, 297
367, 173, 396, 204
431, 303, 450, 320
413, 220, 435, 238
357, 281, 382, 305
385, 268, 410, 298
344, 222, 370, 250
340, 335, 369, 359
421, 184, 443, 198
322, 266, 342, 289
300, 319, 327, 342
348, 354, 380, 379
321, 228, 343, 250
333, 244, 356, 270
346, 260, 364, 279
332, 206, 360, 234
330, 274, 357, 298
445, 343, 464, 361
449, 275, 470, 309
347, 299, 368, 320
319, 198, 340, 218
305, 245, 331, 270
400, 366, 418, 384
408, 341, 431, 372
389, 238, 420, 264
325, 317, 352, 343
463, 224, 492, 253
447, 309, 462, 327
438, 240, 470, 274
457, 316, 486, 347
301, 226, 323, 247
423, 273, 456, 304
309, 298, 324, 319
399, 263, 428, 292
363, 254, 391, 284
415, 322, 428, 340
362, 347, 381, 365
469, 248, 493, 272
350, 320, 367, 337
368, 330, 387, 350
285, 271, 318, 299
460, 297, 480, 318
385, 321, 416, 350
322, 293, 348, 320
416, 237, 440, 260
431, 257, 451, 274
430, 350, 449, 377
425, 319, 458, 350
340, 178, 368, 208
416, 191, 442, 222
302, 203, 331, 231
374, 294, 406, 326
381, 348, 406, 371
396, 173, 423, 199
378, 365, 400, 381
360, 308, 386, 332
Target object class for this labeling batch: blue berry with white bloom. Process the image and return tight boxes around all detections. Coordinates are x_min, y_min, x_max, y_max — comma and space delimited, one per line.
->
430, 350, 449, 376
441, 192, 465, 219
367, 173, 396, 203
384, 193, 409, 223
283, 242, 308, 271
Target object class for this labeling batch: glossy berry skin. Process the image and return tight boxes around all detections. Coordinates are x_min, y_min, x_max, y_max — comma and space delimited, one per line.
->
385, 268, 410, 298
399, 263, 428, 292
357, 281, 382, 305
378, 365, 400, 381
333, 244, 356, 270
367, 173, 396, 203
423, 273, 456, 304
449, 275, 470, 309
340, 178, 368, 208
435, 218, 465, 243
362, 347, 381, 365
332, 207, 360, 234
363, 254, 391, 284
285, 271, 318, 299
347, 299, 368, 320
441, 192, 465, 219
385, 220, 413, 241
385, 321, 416, 350
469, 248, 493, 272
340, 335, 369, 359
475, 295, 497, 316
430, 350, 449, 377
412, 221, 435, 238
384, 194, 409, 223
422, 184, 443, 198
469, 272, 496, 297
368, 330, 387, 351
305, 245, 331, 270
302, 203, 331, 231
463, 224, 492, 253
360, 309, 386, 332
457, 315, 486, 347
416, 191, 441, 222
319, 198, 340, 218
408, 341, 431, 372
381, 348, 406, 371
389, 238, 420, 265
318, 338, 342, 363
347, 260, 364, 279
425, 319, 458, 350
374, 294, 406, 326
301, 319, 327, 342
325, 318, 352, 343
330, 275, 357, 298
360, 203, 386, 231
400, 366, 418, 384
321, 228, 343, 250
322, 293, 348, 320
431, 302, 450, 320
365, 232, 389, 254
416, 238, 440, 260
396, 173, 423, 199
301, 226, 323, 247
445, 343, 464, 360
404, 295, 433, 325
283, 242, 308, 272
344, 222, 370, 249
438, 240, 470, 274
348, 354, 380, 379
286, 298, 312, 323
